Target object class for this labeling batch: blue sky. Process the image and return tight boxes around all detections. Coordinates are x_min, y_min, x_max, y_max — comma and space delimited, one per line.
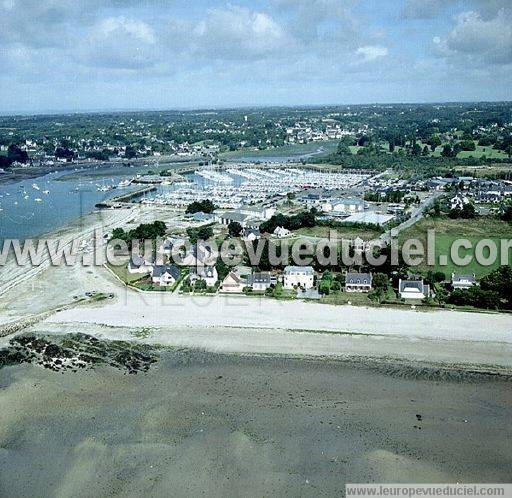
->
0, 0, 511, 113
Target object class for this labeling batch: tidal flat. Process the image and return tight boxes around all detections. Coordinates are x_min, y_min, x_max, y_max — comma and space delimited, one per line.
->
0, 334, 511, 497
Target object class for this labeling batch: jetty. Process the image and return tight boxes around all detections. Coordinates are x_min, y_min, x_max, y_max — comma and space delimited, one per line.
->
95, 186, 157, 208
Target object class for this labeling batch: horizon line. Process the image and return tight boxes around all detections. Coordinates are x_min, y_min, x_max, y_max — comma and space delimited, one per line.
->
1, 99, 511, 119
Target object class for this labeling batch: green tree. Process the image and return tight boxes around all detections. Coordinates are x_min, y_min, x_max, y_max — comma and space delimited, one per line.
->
228, 221, 243, 237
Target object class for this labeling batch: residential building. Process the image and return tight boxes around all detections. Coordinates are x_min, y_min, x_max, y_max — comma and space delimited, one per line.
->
189, 266, 219, 287
242, 228, 261, 242
128, 254, 154, 274
273, 226, 291, 238
398, 279, 431, 300
151, 265, 181, 287
219, 272, 247, 293
248, 272, 273, 292
283, 266, 315, 290
345, 273, 373, 293
451, 273, 477, 290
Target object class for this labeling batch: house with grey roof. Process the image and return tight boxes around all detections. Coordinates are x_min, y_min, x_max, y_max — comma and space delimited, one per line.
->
248, 272, 274, 292
451, 273, 477, 290
398, 278, 431, 300
151, 265, 181, 287
345, 272, 373, 293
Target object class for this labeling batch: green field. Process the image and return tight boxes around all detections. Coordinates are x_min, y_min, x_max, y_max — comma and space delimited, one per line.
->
400, 217, 512, 277
293, 225, 383, 241
219, 140, 339, 160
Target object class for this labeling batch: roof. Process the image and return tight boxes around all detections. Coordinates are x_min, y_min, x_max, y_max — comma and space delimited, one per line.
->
342, 212, 394, 225
152, 265, 180, 280
221, 211, 250, 223
452, 273, 476, 283
223, 272, 243, 284
284, 266, 314, 275
249, 272, 272, 285
399, 279, 429, 294
346, 273, 373, 285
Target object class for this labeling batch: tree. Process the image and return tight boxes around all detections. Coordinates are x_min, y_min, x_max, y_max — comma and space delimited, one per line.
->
480, 266, 512, 308
197, 226, 214, 241
125, 145, 137, 159
501, 205, 512, 222
7, 144, 29, 163
228, 221, 243, 238
55, 147, 75, 160
441, 144, 455, 158
186, 200, 216, 214
372, 273, 389, 292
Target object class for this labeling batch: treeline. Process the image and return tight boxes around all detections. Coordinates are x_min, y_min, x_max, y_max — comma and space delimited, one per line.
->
111, 221, 167, 248
259, 211, 316, 233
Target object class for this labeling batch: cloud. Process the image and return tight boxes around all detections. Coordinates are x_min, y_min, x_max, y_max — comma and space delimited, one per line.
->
356, 45, 389, 62
79, 17, 158, 69
190, 6, 295, 60
401, 0, 451, 19
435, 8, 512, 65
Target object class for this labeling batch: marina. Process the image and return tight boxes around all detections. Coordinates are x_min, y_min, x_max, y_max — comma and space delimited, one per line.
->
142, 166, 370, 209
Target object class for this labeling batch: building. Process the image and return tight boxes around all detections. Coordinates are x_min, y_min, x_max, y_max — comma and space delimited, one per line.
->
398, 279, 431, 300
342, 212, 394, 226
238, 205, 275, 220
273, 226, 291, 238
189, 266, 219, 287
451, 273, 477, 290
242, 228, 261, 242
128, 254, 154, 274
248, 272, 274, 292
345, 273, 373, 293
283, 266, 315, 290
218, 210, 259, 228
219, 272, 246, 293
151, 265, 181, 287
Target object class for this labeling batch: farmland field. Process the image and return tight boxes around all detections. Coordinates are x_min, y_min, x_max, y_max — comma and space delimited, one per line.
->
400, 217, 512, 277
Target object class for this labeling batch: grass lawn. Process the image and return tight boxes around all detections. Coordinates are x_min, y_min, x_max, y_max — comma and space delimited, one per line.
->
293, 225, 383, 241
106, 262, 145, 284
321, 291, 373, 306
399, 216, 512, 277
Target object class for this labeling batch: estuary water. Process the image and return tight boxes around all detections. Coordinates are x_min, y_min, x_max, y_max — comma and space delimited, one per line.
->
0, 168, 142, 242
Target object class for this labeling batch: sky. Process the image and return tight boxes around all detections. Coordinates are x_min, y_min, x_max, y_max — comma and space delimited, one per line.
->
0, 0, 511, 113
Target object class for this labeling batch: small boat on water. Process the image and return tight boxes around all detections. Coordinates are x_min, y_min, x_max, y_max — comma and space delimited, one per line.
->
32, 183, 40, 190
43, 190, 50, 195
34, 198, 43, 203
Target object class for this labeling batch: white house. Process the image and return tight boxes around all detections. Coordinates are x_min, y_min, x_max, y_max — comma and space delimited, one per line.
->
283, 266, 315, 290
128, 254, 154, 274
345, 273, 373, 293
399, 279, 431, 300
242, 228, 261, 242
273, 226, 291, 238
189, 266, 219, 287
451, 273, 477, 290
219, 272, 247, 293
151, 265, 181, 287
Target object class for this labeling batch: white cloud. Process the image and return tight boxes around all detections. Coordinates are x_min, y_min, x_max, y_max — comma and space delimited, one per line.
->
435, 8, 512, 65
79, 17, 158, 69
356, 45, 389, 62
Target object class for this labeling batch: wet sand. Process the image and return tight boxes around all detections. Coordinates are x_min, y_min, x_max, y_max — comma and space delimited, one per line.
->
1, 339, 511, 497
